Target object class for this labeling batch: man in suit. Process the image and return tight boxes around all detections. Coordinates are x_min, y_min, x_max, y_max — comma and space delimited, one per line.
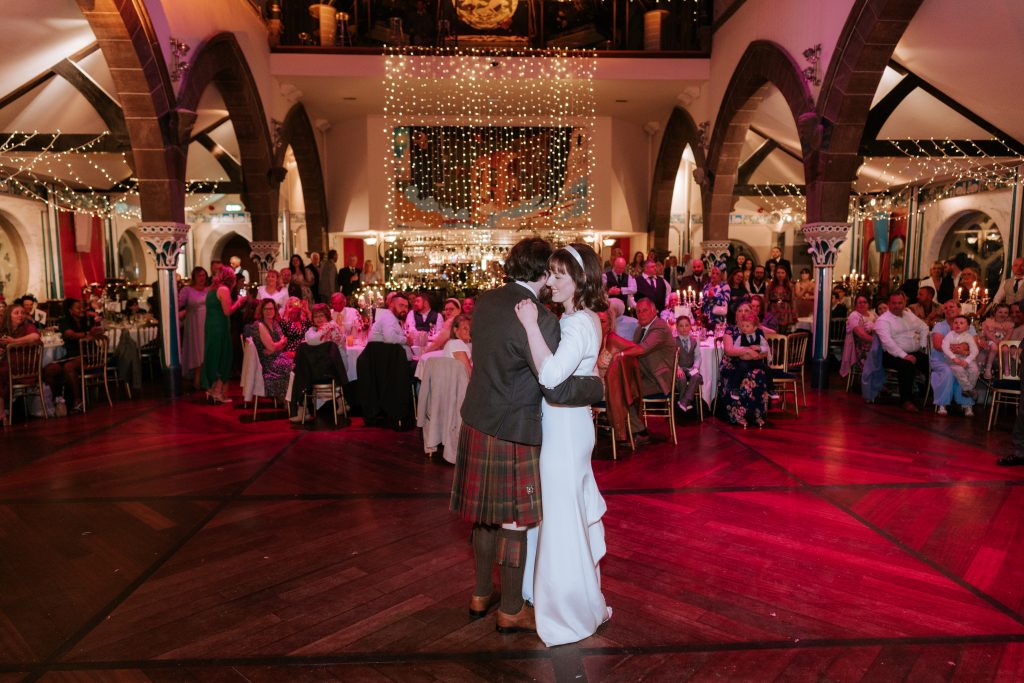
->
747, 264, 768, 295
318, 249, 339, 303
674, 316, 702, 411
451, 237, 604, 634
604, 256, 636, 309
678, 258, 708, 294
988, 257, 1024, 312
617, 298, 677, 442
337, 255, 361, 296
663, 255, 682, 291
937, 255, 967, 303
765, 246, 791, 280
634, 259, 671, 312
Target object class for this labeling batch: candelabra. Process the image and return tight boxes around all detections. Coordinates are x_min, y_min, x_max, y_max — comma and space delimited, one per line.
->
837, 270, 866, 297
677, 287, 702, 306
960, 283, 990, 319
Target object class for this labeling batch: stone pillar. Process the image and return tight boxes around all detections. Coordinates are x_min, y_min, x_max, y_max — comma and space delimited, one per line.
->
250, 241, 282, 287
137, 222, 189, 396
801, 222, 852, 390
700, 240, 731, 268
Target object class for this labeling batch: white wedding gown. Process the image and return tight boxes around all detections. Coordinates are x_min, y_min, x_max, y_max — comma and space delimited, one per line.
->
533, 308, 611, 647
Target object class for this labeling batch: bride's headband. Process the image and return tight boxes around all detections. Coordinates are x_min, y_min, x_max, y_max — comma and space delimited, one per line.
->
563, 244, 585, 269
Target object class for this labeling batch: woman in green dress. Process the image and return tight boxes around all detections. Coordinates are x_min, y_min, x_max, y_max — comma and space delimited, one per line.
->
202, 266, 246, 403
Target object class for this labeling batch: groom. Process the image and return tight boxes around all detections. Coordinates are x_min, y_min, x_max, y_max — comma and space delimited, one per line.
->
450, 237, 604, 633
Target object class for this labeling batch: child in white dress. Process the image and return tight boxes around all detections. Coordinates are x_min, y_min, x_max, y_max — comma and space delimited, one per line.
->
942, 315, 980, 396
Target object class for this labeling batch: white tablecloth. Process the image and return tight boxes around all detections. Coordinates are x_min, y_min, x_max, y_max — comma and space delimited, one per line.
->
342, 345, 442, 382
105, 324, 158, 349
699, 341, 721, 406
42, 339, 66, 367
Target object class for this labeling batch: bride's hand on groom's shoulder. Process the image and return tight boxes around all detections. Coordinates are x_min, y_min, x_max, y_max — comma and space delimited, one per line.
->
515, 299, 539, 326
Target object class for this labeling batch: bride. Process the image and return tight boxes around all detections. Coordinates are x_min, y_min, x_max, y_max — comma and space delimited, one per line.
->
514, 242, 611, 647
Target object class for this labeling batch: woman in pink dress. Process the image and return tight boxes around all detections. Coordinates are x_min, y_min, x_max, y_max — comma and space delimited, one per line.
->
178, 266, 209, 389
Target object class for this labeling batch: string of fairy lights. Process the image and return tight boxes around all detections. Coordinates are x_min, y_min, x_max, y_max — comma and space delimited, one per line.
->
382, 45, 597, 289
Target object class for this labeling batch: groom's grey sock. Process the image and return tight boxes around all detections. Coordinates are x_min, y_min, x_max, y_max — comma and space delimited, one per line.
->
472, 525, 496, 596
497, 528, 527, 614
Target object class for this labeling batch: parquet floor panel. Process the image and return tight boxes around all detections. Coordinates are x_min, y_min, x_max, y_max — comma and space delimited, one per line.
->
0, 382, 1022, 682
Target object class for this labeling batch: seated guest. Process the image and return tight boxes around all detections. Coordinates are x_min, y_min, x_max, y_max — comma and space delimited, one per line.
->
304, 303, 345, 349
875, 291, 930, 411
701, 263, 731, 327
596, 299, 636, 380
406, 293, 438, 333
253, 298, 294, 401
930, 299, 977, 416
910, 285, 942, 327
426, 298, 463, 353
840, 294, 876, 379
0, 302, 43, 422
282, 297, 312, 352
726, 268, 748, 323
942, 315, 980, 398
830, 287, 849, 320
330, 292, 362, 333
978, 303, 1014, 379
659, 292, 682, 326
257, 269, 289, 311
719, 313, 770, 428
674, 316, 703, 412
368, 292, 413, 359
617, 298, 676, 445
43, 298, 105, 411
635, 259, 671, 312
747, 295, 779, 333
443, 313, 473, 376
18, 294, 46, 326
875, 300, 889, 317
611, 297, 639, 340
461, 296, 475, 315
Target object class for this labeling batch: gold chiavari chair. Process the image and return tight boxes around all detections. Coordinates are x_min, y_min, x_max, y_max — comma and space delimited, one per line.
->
987, 340, 1021, 430
5, 342, 47, 427
80, 337, 112, 412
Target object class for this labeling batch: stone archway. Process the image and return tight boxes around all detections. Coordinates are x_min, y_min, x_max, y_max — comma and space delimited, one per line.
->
811, 0, 926, 223
178, 33, 280, 243
703, 41, 816, 241
0, 212, 28, 300
648, 107, 706, 254
74, 0, 185, 223
275, 104, 328, 254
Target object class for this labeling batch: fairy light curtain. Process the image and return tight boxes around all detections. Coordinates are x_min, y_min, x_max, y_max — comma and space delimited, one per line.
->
383, 46, 597, 234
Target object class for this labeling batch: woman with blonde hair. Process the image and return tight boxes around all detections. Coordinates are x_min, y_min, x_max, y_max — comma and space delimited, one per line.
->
362, 259, 382, 285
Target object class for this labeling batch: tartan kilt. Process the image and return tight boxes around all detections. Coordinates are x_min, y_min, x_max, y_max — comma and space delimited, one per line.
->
450, 423, 542, 526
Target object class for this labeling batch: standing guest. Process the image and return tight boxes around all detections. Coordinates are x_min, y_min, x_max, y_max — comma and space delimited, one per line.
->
678, 259, 708, 294
369, 292, 413, 359
840, 294, 876, 380
425, 298, 463, 353
444, 313, 473, 376
289, 255, 315, 306
253, 298, 294, 401
18, 295, 46, 326
43, 298, 105, 411
362, 259, 382, 285
407, 293, 439, 332
956, 267, 980, 303
764, 246, 791, 281
747, 296, 779, 333
330, 292, 362, 333
726, 268, 748, 323
735, 254, 747, 275
201, 267, 246, 404
0, 303, 42, 423
719, 313, 771, 428
617, 298, 676, 444
604, 257, 637, 309
977, 303, 1014, 379
930, 299, 977, 417
942, 315, 980, 398
795, 268, 815, 318
700, 263, 730, 327
256, 269, 289, 311
679, 253, 694, 278
918, 262, 946, 302
909, 285, 942, 327
988, 257, 1024, 312
279, 267, 300, 299
629, 251, 646, 276
937, 255, 966, 303
337, 255, 362, 296
744, 258, 754, 281
674, 316, 702, 412
462, 297, 475, 315
318, 250, 339, 303
634, 259, 670, 312
766, 265, 797, 333
308, 251, 321, 275
304, 256, 320, 298
663, 255, 682, 290
747, 264, 768, 296
178, 266, 209, 389
229, 256, 249, 283
875, 291, 930, 412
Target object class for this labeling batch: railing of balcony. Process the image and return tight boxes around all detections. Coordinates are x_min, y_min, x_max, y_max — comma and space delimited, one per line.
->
262, 0, 711, 55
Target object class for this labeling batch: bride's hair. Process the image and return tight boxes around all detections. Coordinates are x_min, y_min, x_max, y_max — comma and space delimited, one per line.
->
549, 243, 608, 312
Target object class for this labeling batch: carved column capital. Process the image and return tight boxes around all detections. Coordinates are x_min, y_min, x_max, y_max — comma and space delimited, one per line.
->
250, 241, 282, 276
801, 222, 851, 268
136, 222, 190, 270
700, 240, 731, 267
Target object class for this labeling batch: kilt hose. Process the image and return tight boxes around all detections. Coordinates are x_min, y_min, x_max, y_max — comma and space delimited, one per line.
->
450, 422, 542, 527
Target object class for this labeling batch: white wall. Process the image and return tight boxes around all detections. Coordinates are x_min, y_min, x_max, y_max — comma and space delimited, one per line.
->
920, 189, 1014, 268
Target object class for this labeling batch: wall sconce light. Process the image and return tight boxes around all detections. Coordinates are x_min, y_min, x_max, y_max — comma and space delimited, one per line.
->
169, 37, 191, 82
384, 233, 398, 243
364, 236, 379, 246
802, 44, 822, 87
602, 237, 617, 247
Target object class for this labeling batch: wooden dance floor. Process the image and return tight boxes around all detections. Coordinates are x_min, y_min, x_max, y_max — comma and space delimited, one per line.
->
1, 388, 1022, 682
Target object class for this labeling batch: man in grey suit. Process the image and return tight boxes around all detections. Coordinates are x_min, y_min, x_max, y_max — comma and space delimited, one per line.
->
450, 237, 603, 634
319, 249, 339, 303
617, 298, 677, 443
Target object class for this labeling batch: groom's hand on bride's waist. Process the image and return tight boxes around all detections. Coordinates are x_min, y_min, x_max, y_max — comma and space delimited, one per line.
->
542, 375, 604, 407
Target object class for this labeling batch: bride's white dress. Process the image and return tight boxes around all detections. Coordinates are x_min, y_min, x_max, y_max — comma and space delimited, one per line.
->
534, 308, 611, 647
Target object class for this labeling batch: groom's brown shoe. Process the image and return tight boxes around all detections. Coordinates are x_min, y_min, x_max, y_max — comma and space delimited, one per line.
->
468, 590, 500, 618
495, 604, 536, 634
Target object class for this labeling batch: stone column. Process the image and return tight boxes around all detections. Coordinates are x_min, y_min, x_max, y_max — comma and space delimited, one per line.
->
137, 222, 189, 396
701, 240, 731, 268
801, 222, 852, 389
250, 241, 282, 287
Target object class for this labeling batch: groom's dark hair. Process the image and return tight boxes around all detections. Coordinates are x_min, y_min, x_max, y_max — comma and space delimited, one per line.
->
505, 237, 552, 282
